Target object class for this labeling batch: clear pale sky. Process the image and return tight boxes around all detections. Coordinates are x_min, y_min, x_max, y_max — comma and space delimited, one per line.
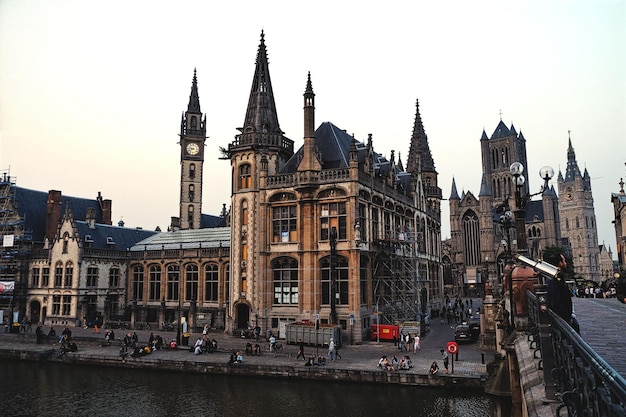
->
1, 1, 624, 257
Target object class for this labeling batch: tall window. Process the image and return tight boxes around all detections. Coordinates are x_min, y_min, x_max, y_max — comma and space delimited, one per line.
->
188, 184, 195, 201
239, 164, 251, 189
109, 267, 120, 288
204, 264, 219, 302
187, 205, 194, 225
273, 257, 299, 305
32, 267, 40, 287
189, 163, 196, 179
320, 202, 347, 240
64, 262, 73, 287
462, 210, 481, 266
132, 266, 144, 300
52, 295, 61, 315
167, 264, 180, 301
54, 262, 63, 287
149, 265, 161, 301
62, 295, 71, 316
321, 255, 349, 305
242, 200, 248, 225
372, 207, 379, 240
86, 266, 98, 287
42, 267, 49, 287
272, 205, 297, 242
185, 264, 199, 301
62, 232, 69, 254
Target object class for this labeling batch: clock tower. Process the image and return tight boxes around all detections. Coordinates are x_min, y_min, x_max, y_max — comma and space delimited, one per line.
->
179, 69, 206, 230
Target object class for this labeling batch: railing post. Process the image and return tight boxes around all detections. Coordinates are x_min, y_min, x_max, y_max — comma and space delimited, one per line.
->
535, 286, 559, 402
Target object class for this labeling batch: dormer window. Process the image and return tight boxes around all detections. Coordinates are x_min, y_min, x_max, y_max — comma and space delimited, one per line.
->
106, 237, 115, 247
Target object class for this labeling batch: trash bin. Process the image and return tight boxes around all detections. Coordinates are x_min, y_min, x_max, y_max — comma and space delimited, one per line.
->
10, 323, 20, 334
182, 333, 190, 346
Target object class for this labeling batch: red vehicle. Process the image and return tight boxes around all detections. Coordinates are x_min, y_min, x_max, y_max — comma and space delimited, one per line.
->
370, 324, 399, 342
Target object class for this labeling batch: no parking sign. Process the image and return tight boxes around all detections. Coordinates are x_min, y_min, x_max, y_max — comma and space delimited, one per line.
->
446, 341, 458, 354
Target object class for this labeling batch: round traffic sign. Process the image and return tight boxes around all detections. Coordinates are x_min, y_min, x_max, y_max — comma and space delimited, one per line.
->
447, 341, 458, 354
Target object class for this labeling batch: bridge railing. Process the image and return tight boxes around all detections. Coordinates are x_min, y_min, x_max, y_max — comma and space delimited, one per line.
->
527, 289, 626, 417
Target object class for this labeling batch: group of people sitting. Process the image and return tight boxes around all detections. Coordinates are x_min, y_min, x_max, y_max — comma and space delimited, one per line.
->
244, 342, 262, 356
304, 355, 327, 366
377, 355, 413, 371
228, 350, 244, 364
191, 335, 219, 354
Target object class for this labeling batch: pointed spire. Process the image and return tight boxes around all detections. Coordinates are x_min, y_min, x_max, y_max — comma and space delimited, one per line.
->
564, 133, 582, 182
478, 174, 491, 197
406, 98, 436, 175
240, 30, 283, 135
450, 177, 460, 200
187, 68, 201, 113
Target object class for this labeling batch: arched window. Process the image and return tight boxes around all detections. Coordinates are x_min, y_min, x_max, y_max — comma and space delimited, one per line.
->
187, 205, 194, 225
576, 217, 580, 228
239, 164, 252, 189
64, 261, 73, 287
191, 115, 197, 129
204, 264, 219, 302
273, 257, 299, 305
321, 255, 348, 305
462, 211, 481, 266
188, 184, 195, 201
242, 200, 248, 225
62, 232, 69, 254
189, 163, 196, 179
132, 266, 144, 300
149, 265, 161, 301
54, 261, 63, 287
167, 264, 180, 301
185, 264, 199, 301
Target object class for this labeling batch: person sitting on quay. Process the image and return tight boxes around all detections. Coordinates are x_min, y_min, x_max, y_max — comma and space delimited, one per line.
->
316, 355, 326, 366
399, 355, 413, 370
35, 326, 44, 344
193, 337, 203, 355
236, 351, 244, 363
104, 330, 115, 346
245, 342, 253, 355
47, 327, 56, 338
390, 355, 399, 370
252, 343, 261, 356
152, 334, 164, 350
429, 361, 439, 375
304, 356, 315, 366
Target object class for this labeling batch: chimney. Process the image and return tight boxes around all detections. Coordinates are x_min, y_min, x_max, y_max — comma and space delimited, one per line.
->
45, 190, 63, 242
97, 192, 112, 225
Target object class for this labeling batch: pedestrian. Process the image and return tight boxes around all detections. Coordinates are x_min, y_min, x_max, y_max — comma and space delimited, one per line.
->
543, 251, 574, 327
413, 334, 420, 353
296, 339, 305, 360
616, 273, 626, 304
441, 349, 449, 374
328, 337, 336, 361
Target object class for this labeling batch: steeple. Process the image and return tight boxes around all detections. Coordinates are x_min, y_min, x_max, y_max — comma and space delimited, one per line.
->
240, 30, 283, 137
450, 177, 460, 200
297, 72, 322, 173
478, 174, 492, 197
406, 98, 436, 175
187, 68, 201, 113
564, 134, 582, 182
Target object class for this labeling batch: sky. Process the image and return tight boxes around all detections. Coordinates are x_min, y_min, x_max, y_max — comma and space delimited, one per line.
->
1, 1, 625, 258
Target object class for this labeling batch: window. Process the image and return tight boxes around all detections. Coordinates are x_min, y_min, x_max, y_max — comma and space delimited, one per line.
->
320, 202, 346, 240
54, 262, 63, 287
242, 200, 248, 225
188, 184, 195, 202
62, 232, 69, 254
321, 255, 348, 305
273, 257, 299, 305
149, 265, 161, 301
132, 266, 144, 300
187, 205, 194, 225
239, 164, 251, 189
52, 295, 61, 315
189, 163, 196, 179
167, 264, 180, 301
272, 205, 297, 242
372, 207, 379, 240
86, 266, 98, 287
204, 264, 219, 302
185, 264, 199, 301
62, 295, 71, 316
109, 267, 120, 288
32, 267, 40, 287
64, 262, 73, 287
42, 268, 49, 287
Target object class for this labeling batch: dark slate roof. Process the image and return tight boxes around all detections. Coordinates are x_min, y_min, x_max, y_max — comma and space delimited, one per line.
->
478, 174, 491, 197
281, 122, 392, 174
525, 200, 544, 222
449, 178, 460, 200
130, 227, 231, 251
201, 214, 227, 228
76, 222, 157, 251
14, 187, 106, 243
491, 121, 511, 139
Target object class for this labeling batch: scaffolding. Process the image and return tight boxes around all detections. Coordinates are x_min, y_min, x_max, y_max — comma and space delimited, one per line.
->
371, 230, 424, 324
0, 170, 31, 319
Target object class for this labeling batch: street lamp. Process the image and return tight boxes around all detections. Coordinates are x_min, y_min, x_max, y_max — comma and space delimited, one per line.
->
330, 226, 338, 325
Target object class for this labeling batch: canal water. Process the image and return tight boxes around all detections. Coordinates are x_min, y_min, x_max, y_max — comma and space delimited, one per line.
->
0, 359, 499, 417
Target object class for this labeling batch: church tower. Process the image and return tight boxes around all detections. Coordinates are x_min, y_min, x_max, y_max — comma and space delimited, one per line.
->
225, 31, 294, 330
557, 135, 600, 281
179, 69, 206, 230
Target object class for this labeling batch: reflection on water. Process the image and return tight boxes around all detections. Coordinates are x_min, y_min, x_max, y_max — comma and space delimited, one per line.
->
0, 359, 498, 417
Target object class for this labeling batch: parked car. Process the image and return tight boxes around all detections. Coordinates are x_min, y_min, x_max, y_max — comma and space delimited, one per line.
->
467, 319, 480, 341
454, 324, 473, 344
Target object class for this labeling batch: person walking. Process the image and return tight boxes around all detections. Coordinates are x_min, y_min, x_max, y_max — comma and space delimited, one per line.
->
296, 339, 305, 360
328, 337, 336, 361
441, 349, 449, 374
413, 334, 420, 353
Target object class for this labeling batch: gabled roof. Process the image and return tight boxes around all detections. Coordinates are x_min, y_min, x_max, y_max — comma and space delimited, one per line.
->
130, 227, 231, 251
77, 222, 157, 251
201, 214, 227, 228
525, 200, 544, 222
14, 187, 106, 243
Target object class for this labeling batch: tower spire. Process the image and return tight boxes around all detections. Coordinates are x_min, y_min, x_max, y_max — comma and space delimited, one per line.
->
240, 30, 283, 136
406, 98, 435, 175
187, 68, 201, 113
564, 134, 582, 181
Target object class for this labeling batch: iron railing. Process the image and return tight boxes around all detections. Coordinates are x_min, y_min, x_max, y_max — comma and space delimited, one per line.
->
527, 290, 626, 417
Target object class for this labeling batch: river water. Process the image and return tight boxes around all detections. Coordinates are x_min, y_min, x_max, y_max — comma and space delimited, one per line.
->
0, 359, 499, 417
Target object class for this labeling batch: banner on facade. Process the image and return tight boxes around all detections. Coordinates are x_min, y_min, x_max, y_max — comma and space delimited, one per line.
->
0, 281, 15, 294
2, 235, 14, 247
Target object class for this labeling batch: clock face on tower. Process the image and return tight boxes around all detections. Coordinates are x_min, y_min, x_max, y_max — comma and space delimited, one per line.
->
186, 143, 200, 155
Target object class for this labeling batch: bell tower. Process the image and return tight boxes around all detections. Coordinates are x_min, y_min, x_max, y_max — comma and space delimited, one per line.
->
179, 69, 206, 230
